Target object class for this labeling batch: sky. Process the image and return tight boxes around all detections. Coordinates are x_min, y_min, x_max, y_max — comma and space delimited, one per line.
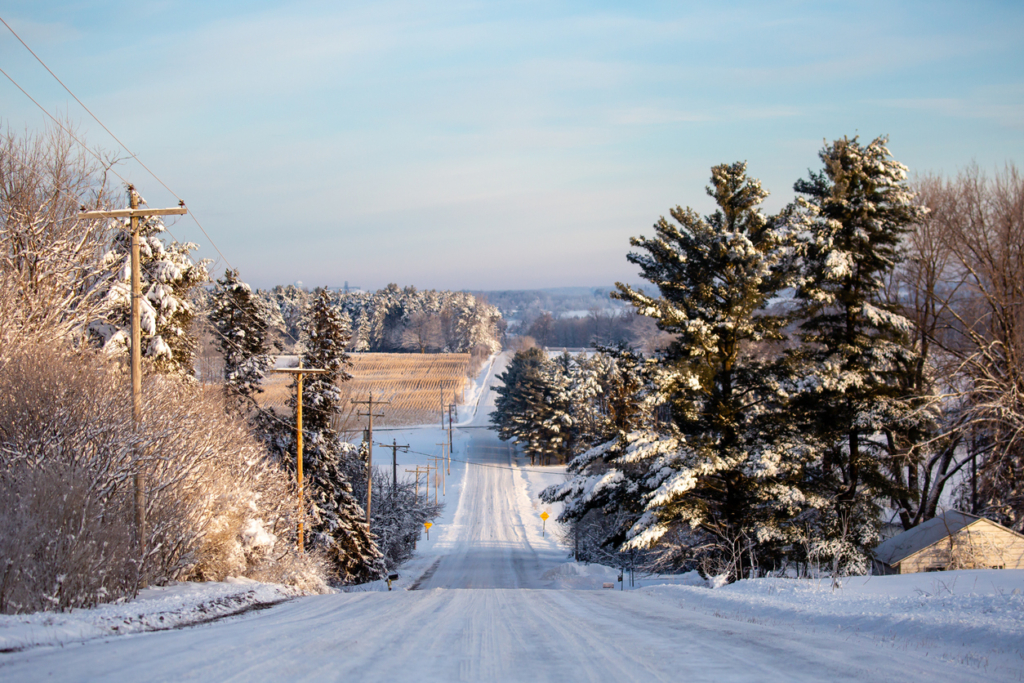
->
2, 1, 1022, 291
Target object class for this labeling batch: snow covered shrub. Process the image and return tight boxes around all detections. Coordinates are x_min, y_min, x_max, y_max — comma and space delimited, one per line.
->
0, 456, 137, 613
0, 345, 328, 614
357, 467, 444, 572
0, 346, 141, 613
0, 122, 118, 368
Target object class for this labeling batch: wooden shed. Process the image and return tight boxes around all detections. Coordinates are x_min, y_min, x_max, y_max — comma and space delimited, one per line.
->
872, 511, 1024, 575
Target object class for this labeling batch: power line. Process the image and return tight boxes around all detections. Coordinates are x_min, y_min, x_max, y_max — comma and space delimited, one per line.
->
0, 16, 173, 198
401, 447, 561, 475
0, 65, 131, 187
0, 14, 236, 275
0, 25, 310, 438
0, 50, 295, 345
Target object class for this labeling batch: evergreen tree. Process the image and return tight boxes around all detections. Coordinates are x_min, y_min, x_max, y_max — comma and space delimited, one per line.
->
209, 268, 275, 412
541, 351, 665, 559
272, 288, 384, 583
491, 347, 571, 465
611, 162, 800, 580
788, 136, 925, 574
89, 210, 209, 378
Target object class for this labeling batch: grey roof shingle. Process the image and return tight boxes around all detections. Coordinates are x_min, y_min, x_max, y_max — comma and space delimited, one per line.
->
872, 511, 980, 565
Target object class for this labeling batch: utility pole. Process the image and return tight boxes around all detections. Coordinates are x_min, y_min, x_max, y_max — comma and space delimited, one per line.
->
272, 363, 329, 553
405, 466, 423, 500
448, 403, 456, 475
80, 187, 187, 582
429, 455, 445, 501
352, 393, 389, 529
425, 459, 439, 504
377, 439, 409, 499
410, 463, 436, 503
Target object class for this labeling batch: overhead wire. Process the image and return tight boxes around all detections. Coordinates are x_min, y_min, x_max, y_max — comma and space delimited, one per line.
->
398, 446, 561, 475
0, 65, 131, 187
0, 14, 236, 275
0, 17, 302, 348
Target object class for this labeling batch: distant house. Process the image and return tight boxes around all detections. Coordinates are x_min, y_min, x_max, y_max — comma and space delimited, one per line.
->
872, 511, 1024, 575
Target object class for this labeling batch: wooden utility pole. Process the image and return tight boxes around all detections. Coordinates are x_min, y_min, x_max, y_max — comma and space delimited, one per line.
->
447, 403, 456, 475
405, 466, 423, 500
80, 187, 187, 581
272, 363, 329, 553
352, 393, 389, 528
377, 439, 408, 499
429, 455, 445, 501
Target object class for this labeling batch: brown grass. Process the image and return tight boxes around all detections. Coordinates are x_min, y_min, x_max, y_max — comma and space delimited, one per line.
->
260, 353, 472, 432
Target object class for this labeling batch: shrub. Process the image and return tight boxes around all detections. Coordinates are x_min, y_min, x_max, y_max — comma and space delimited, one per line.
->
0, 345, 327, 613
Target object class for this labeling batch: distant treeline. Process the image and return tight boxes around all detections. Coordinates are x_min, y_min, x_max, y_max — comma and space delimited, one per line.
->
258, 283, 503, 355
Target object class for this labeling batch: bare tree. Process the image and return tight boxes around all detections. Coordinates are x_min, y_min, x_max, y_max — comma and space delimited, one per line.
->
903, 165, 1024, 529
0, 120, 118, 361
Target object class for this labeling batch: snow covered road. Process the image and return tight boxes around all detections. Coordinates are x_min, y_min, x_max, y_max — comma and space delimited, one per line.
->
1, 352, 1017, 681
1, 580, 997, 682
412, 428, 565, 590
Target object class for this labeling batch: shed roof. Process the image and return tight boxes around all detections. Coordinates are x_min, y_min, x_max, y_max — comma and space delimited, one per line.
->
873, 511, 981, 565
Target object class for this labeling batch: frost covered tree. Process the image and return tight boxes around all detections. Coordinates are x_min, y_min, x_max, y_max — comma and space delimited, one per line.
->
0, 121, 118, 360
553, 163, 800, 579
541, 348, 664, 561
89, 193, 209, 378
267, 288, 384, 583
787, 136, 926, 573
209, 268, 276, 413
296, 288, 353, 434
491, 347, 572, 465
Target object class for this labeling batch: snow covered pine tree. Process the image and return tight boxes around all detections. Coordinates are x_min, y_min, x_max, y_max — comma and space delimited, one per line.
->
89, 208, 209, 378
543, 163, 800, 581
280, 288, 386, 584
491, 347, 572, 465
209, 268, 276, 414
610, 162, 801, 580
787, 136, 926, 575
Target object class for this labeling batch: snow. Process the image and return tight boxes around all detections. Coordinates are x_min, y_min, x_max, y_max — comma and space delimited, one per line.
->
639, 570, 1024, 679
0, 578, 302, 653
3, 351, 1022, 681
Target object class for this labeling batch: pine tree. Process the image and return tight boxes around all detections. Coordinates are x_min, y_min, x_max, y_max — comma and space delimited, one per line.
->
89, 213, 209, 377
272, 288, 384, 583
611, 162, 800, 580
209, 268, 275, 413
788, 135, 926, 574
491, 347, 569, 464
540, 349, 665, 559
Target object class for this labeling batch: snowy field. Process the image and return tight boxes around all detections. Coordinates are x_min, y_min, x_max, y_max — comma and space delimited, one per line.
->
2, 351, 1023, 681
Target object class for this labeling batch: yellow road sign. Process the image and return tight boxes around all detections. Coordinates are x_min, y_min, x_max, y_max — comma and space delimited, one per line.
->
424, 521, 433, 529
540, 512, 549, 521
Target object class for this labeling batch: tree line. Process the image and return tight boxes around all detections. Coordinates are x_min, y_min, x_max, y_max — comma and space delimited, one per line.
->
493, 136, 1024, 582
257, 283, 503, 356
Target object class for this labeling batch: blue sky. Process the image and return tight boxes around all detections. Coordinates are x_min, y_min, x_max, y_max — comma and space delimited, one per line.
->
2, 1, 1022, 290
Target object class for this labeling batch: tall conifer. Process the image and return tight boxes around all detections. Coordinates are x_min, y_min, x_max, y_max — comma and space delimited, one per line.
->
788, 136, 925, 573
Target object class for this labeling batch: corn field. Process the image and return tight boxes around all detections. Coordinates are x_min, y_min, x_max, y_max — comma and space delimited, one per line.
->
259, 353, 472, 432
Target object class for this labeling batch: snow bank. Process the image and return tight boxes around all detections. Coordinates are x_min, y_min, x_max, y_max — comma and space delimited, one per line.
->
541, 562, 620, 589
0, 578, 305, 653
456, 352, 497, 425
640, 569, 1024, 677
